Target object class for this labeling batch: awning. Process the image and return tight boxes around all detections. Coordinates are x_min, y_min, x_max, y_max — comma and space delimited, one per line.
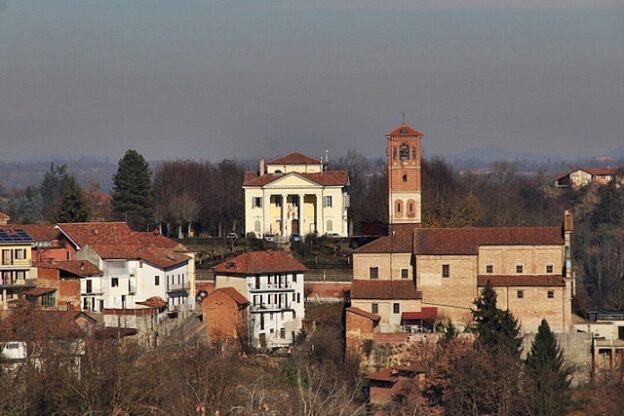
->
401, 307, 438, 321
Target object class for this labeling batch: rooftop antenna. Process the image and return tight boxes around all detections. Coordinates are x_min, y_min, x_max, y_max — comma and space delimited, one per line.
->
402, 112, 406, 125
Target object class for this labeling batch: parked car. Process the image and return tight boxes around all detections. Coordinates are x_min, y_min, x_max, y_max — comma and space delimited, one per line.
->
325, 232, 340, 238
226, 232, 239, 240
264, 234, 275, 242
290, 233, 303, 243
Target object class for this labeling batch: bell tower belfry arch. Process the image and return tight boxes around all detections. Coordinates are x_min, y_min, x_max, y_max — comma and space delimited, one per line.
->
386, 123, 423, 229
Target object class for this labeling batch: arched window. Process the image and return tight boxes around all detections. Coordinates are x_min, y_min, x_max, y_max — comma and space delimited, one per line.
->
402, 174, 408, 182
399, 143, 409, 160
395, 200, 402, 216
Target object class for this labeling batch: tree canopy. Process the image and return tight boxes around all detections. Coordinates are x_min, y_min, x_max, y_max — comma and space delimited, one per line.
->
111, 149, 153, 230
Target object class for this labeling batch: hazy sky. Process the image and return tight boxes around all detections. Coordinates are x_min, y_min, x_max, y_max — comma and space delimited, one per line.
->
0, 0, 622, 162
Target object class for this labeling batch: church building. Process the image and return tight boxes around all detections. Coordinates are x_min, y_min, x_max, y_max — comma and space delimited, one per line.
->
243, 152, 350, 239
347, 124, 574, 337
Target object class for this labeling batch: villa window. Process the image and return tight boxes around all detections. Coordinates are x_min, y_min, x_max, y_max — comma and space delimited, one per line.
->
546, 264, 554, 273
253, 197, 262, 208
516, 265, 524, 274
111, 278, 119, 288
547, 291, 554, 299
401, 269, 409, 279
372, 303, 378, 314
517, 290, 524, 299
442, 264, 450, 278
324, 196, 333, 208
155, 275, 160, 286
393, 303, 400, 314
326, 220, 333, 232
486, 265, 493, 274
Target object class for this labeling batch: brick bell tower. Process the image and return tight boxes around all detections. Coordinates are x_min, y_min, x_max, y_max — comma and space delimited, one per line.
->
386, 123, 423, 230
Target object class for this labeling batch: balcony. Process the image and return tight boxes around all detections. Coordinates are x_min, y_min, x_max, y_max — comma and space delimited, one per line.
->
248, 283, 295, 293
249, 303, 292, 313
0, 259, 31, 268
167, 281, 190, 293
0, 278, 36, 288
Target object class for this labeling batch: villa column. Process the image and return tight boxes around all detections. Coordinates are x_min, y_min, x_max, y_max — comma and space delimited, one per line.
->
299, 193, 305, 234
314, 191, 323, 235
281, 193, 288, 236
263, 192, 271, 235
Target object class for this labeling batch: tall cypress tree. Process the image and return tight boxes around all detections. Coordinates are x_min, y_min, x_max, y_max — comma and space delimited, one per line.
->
111, 149, 153, 230
56, 177, 90, 223
524, 319, 572, 416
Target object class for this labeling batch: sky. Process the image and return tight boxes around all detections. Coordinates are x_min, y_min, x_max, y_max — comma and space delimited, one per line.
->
0, 0, 622, 162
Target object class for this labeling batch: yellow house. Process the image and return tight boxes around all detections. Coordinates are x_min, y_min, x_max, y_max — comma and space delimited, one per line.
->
243, 152, 350, 238
0, 228, 35, 308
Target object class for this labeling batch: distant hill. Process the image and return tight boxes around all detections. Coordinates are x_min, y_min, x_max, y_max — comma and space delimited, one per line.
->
448, 146, 561, 163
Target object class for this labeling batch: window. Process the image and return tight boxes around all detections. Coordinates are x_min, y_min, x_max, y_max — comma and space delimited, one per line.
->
253, 197, 262, 208
297, 293, 301, 303
111, 278, 119, 288
121, 295, 126, 308
517, 290, 524, 299
86, 280, 92, 294
399, 143, 409, 160
15, 249, 26, 260
255, 275, 260, 289
516, 265, 524, 274
260, 314, 265, 330
326, 219, 333, 232
155, 275, 160, 286
393, 303, 400, 314
2, 249, 11, 265
280, 328, 286, 339
396, 201, 401, 213
293, 273, 297, 283
402, 174, 408, 182
401, 268, 409, 279
292, 293, 296, 301
369, 267, 379, 279
547, 290, 554, 299
324, 196, 333, 208
546, 264, 554, 273
254, 220, 261, 233
486, 265, 493, 274
371, 303, 379, 314
442, 264, 450, 278
253, 295, 259, 305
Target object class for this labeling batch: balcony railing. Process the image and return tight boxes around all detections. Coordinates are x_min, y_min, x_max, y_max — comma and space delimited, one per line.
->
0, 278, 37, 288
249, 303, 291, 312
0, 259, 31, 268
167, 281, 190, 292
248, 283, 295, 292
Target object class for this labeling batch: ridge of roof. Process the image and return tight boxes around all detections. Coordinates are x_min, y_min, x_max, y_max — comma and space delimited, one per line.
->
385, 123, 423, 137
213, 250, 307, 274
243, 170, 349, 187
267, 152, 323, 165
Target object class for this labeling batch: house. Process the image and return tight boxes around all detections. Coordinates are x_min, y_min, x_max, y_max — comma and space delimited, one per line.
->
54, 222, 196, 317
574, 311, 624, 373
13, 223, 72, 262
366, 364, 425, 407
201, 287, 249, 351
555, 167, 620, 188
29, 260, 103, 310
243, 152, 350, 239
0, 212, 9, 226
347, 124, 575, 350
213, 250, 306, 349
0, 228, 35, 309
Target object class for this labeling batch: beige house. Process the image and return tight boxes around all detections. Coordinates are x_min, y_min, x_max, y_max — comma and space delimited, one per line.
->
243, 152, 350, 238
555, 167, 620, 188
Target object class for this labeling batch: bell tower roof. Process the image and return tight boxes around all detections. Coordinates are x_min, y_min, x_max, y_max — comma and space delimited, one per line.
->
385, 123, 423, 138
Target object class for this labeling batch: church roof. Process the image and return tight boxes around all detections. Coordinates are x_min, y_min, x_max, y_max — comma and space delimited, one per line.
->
267, 152, 322, 165
386, 123, 423, 137
356, 226, 564, 254
350, 280, 423, 300
243, 170, 349, 187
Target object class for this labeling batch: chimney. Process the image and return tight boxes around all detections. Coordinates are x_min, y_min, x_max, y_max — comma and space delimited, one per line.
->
80, 261, 85, 271
259, 159, 265, 177
563, 210, 574, 233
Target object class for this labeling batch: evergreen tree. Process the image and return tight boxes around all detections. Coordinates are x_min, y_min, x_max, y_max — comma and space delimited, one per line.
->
473, 281, 522, 354
111, 149, 153, 230
524, 319, 572, 416
40, 163, 71, 220
56, 177, 90, 223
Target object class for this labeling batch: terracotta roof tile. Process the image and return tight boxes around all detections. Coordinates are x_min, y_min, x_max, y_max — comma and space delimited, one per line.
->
34, 260, 102, 277
213, 250, 307, 275
0, 212, 10, 221
402, 307, 438, 321
57, 222, 135, 248
267, 152, 322, 165
0, 310, 95, 341
357, 226, 564, 254
12, 223, 60, 241
243, 170, 349, 187
385, 123, 423, 137
136, 296, 168, 309
212, 287, 249, 307
477, 275, 566, 287
87, 244, 190, 269
22, 287, 57, 296
350, 280, 422, 300
346, 306, 380, 322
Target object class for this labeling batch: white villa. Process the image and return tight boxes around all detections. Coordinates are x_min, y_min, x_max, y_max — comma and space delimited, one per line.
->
213, 250, 306, 349
243, 152, 350, 238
